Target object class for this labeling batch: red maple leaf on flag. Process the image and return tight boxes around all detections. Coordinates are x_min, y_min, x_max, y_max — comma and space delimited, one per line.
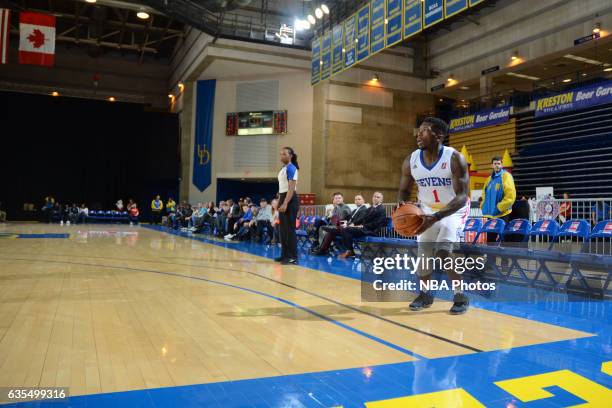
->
27, 29, 46, 48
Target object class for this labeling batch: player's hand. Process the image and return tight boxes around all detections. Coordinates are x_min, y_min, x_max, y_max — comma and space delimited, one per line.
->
414, 214, 437, 235
279, 203, 288, 213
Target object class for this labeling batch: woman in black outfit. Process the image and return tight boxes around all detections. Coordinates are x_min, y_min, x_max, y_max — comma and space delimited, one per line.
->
276, 147, 300, 265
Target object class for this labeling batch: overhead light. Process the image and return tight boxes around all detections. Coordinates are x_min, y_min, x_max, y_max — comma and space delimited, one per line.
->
506, 72, 540, 81
315, 8, 323, 19
302, 20, 311, 30
581, 73, 588, 77
307, 14, 315, 25
341, 48, 345, 52
460, 86, 469, 90
562, 78, 571, 83
447, 74, 454, 82
511, 51, 519, 61
564, 54, 602, 66
439, 98, 443, 102
604, 67, 612, 72
108, 96, 116, 102
168, 94, 174, 98
593, 23, 601, 34
371, 74, 379, 82
136, 11, 150, 20
51, 91, 59, 96
321, 4, 329, 14
178, 83, 185, 92
85, 0, 97, 3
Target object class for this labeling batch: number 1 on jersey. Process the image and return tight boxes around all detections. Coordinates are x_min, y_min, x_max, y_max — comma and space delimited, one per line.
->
433, 189, 440, 203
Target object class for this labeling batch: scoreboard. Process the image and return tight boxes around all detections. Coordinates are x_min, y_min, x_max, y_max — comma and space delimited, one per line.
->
226, 110, 288, 136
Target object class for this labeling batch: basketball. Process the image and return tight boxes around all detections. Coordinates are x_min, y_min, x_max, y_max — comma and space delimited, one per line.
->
392, 203, 424, 237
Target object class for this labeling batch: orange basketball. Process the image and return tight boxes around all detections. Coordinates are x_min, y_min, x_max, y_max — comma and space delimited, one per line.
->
392, 203, 424, 237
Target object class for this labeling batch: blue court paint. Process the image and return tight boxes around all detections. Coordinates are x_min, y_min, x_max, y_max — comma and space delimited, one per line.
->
16, 233, 69, 239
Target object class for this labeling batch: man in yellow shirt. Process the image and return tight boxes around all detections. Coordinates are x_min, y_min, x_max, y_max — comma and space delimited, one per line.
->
151, 195, 164, 225
481, 156, 516, 241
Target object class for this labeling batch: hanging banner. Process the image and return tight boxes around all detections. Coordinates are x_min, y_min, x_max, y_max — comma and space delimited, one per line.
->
320, 32, 332, 81
449, 106, 511, 133
311, 37, 321, 85
331, 24, 344, 75
370, 0, 386, 55
535, 80, 612, 117
357, 3, 370, 61
445, 0, 468, 18
423, 0, 443, 28
344, 14, 358, 68
386, 0, 403, 47
469, 0, 486, 5
403, 0, 423, 39
193, 80, 216, 192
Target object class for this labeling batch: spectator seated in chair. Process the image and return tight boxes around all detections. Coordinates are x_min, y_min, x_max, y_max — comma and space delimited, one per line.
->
128, 204, 140, 225
225, 204, 252, 240
338, 192, 387, 259
214, 201, 229, 237
311, 192, 352, 252
312, 194, 369, 255
254, 198, 274, 243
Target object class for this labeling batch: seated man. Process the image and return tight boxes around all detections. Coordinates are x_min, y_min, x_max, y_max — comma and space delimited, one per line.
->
338, 192, 387, 259
128, 204, 140, 225
254, 198, 274, 243
225, 204, 252, 240
311, 192, 352, 251
312, 194, 369, 255
214, 201, 229, 236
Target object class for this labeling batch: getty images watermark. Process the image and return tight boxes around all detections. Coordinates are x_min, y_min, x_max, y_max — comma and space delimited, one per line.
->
361, 252, 495, 302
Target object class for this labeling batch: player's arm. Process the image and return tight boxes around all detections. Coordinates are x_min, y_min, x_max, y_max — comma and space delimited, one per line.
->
398, 156, 415, 204
435, 151, 469, 220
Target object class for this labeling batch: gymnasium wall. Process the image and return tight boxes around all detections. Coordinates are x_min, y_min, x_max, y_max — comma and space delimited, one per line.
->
311, 80, 433, 204
448, 119, 517, 171
187, 71, 314, 204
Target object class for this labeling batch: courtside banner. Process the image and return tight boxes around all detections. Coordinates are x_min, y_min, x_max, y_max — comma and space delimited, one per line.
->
386, 0, 403, 47
535, 81, 612, 117
331, 24, 343, 74
311, 37, 321, 85
469, 0, 486, 5
449, 106, 511, 133
404, 0, 423, 39
370, 0, 386, 55
357, 3, 370, 61
320, 32, 332, 81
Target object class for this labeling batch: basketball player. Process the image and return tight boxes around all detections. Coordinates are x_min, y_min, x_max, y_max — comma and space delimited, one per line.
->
398, 117, 471, 315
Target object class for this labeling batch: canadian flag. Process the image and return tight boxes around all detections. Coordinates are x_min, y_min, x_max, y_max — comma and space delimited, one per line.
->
19, 12, 55, 66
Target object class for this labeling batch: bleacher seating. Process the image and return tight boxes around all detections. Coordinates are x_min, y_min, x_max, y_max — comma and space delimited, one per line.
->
513, 102, 612, 198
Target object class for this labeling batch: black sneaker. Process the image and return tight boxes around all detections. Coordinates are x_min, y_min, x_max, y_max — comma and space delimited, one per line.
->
281, 258, 298, 265
409, 291, 434, 311
274, 256, 285, 262
450, 293, 469, 315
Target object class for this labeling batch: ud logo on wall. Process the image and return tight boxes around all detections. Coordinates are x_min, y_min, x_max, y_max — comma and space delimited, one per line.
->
193, 80, 216, 192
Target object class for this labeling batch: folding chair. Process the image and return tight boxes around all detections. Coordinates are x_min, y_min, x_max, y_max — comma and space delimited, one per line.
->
463, 218, 482, 243
474, 218, 506, 245
502, 218, 531, 242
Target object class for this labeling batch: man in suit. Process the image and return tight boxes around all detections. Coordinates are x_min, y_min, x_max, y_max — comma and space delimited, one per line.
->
339, 192, 387, 259
312, 194, 368, 255
311, 192, 352, 250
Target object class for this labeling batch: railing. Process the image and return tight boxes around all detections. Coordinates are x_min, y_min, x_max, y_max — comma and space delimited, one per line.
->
298, 199, 611, 255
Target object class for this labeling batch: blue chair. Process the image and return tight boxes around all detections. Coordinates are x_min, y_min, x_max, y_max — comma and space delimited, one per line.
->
529, 219, 560, 246
464, 218, 482, 243
590, 220, 612, 239
475, 218, 506, 244
557, 220, 590, 241
502, 219, 531, 242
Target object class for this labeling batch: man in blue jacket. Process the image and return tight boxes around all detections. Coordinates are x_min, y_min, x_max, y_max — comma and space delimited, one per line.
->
481, 156, 516, 242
